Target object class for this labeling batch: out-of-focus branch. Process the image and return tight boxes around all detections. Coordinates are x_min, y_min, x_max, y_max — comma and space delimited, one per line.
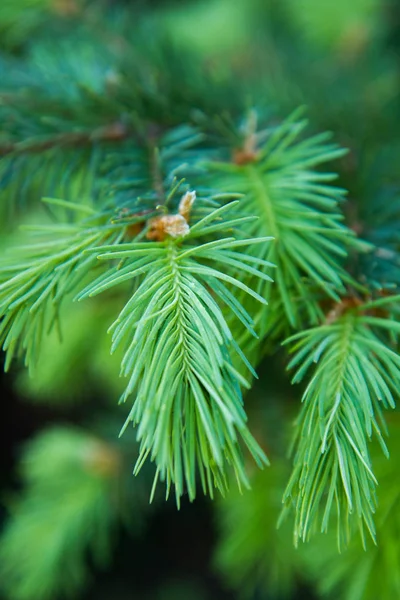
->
0, 121, 131, 157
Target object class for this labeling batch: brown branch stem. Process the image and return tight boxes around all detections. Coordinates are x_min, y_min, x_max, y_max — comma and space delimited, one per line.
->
0, 122, 130, 157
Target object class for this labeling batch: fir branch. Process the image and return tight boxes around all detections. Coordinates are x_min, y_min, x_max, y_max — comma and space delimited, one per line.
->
303, 419, 400, 600
0, 121, 130, 157
282, 296, 400, 546
76, 199, 272, 501
0, 202, 124, 370
102, 125, 205, 210
203, 111, 359, 349
0, 121, 133, 212
0, 118, 203, 218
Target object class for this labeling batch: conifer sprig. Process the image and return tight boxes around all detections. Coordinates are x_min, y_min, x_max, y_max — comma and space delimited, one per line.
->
282, 296, 400, 546
77, 199, 273, 501
303, 420, 400, 600
0, 201, 123, 370
204, 112, 358, 342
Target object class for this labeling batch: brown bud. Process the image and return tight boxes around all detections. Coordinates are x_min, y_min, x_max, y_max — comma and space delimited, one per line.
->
146, 215, 189, 241
233, 132, 259, 165
325, 297, 363, 324
178, 190, 196, 222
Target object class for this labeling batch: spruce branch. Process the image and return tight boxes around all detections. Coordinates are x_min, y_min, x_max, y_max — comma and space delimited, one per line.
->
0, 200, 124, 370
282, 295, 400, 546
0, 121, 130, 158
76, 198, 273, 501
302, 420, 400, 600
203, 110, 359, 351
0, 122, 132, 215
309, 493, 400, 600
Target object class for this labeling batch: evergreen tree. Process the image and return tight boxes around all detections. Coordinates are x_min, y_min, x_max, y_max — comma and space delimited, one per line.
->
0, 0, 400, 598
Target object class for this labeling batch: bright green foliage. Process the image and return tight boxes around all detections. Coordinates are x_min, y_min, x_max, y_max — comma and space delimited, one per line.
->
0, 192, 272, 501
1, 0, 400, 598
303, 420, 400, 600
282, 295, 400, 546
0, 201, 123, 371
215, 421, 400, 600
0, 427, 120, 600
206, 112, 357, 343
77, 199, 272, 501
